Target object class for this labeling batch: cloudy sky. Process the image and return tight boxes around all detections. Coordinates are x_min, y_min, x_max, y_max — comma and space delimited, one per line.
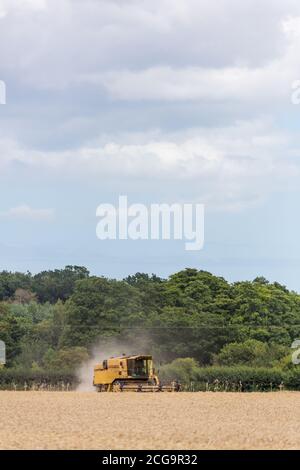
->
0, 0, 300, 290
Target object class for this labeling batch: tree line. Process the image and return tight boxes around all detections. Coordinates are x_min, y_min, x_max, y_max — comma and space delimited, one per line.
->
0, 266, 299, 387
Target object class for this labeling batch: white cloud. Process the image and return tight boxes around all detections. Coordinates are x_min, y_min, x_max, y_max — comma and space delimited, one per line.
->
0, 0, 298, 89
0, 0, 46, 17
0, 119, 298, 211
0, 1, 299, 213
81, 15, 300, 103
0, 204, 55, 220
92, 64, 283, 102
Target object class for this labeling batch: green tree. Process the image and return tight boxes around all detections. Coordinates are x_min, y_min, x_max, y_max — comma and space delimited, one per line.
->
32, 266, 90, 303
0, 271, 32, 301
214, 339, 288, 367
62, 277, 143, 348
43, 347, 89, 370
0, 303, 25, 365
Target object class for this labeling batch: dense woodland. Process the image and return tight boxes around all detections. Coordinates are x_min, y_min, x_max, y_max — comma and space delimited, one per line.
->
0, 266, 300, 389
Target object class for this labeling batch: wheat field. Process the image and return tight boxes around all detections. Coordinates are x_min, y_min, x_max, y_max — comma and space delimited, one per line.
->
0, 391, 300, 450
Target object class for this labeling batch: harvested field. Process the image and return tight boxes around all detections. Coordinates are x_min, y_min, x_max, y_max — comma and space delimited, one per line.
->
0, 391, 300, 450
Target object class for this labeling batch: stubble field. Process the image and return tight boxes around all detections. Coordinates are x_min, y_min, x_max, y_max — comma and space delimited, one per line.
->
0, 391, 300, 450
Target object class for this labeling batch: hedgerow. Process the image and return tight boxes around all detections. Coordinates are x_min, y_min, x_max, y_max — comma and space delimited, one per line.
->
0, 368, 77, 390
159, 359, 297, 391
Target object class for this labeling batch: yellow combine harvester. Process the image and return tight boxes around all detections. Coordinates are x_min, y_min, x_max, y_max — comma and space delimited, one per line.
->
93, 354, 179, 392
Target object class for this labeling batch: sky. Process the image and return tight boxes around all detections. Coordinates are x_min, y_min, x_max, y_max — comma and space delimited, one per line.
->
0, 0, 300, 290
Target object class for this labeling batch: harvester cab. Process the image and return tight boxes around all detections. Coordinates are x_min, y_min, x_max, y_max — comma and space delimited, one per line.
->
93, 354, 178, 392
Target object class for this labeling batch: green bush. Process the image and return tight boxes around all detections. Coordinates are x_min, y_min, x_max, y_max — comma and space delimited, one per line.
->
159, 358, 199, 384
213, 340, 289, 367
159, 357, 288, 391
286, 368, 300, 390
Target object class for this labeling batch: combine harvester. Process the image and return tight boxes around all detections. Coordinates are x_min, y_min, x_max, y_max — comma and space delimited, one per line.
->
93, 354, 180, 392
